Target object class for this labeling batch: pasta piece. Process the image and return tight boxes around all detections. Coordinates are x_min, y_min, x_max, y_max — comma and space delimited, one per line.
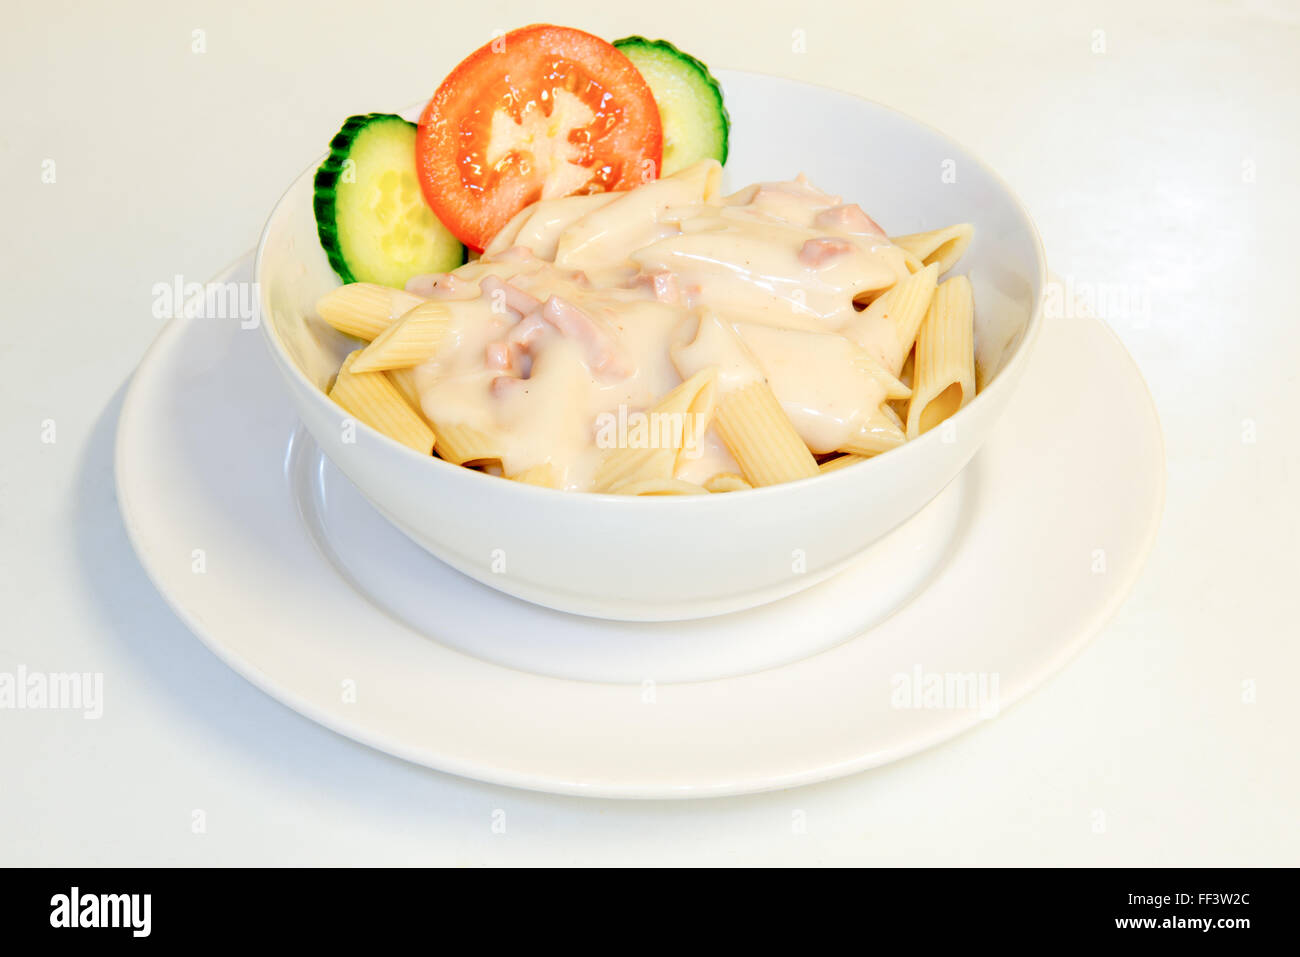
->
349, 301, 454, 373
850, 263, 938, 375
907, 275, 976, 439
896, 350, 915, 390
852, 348, 911, 401
607, 478, 709, 496
593, 368, 717, 493
385, 366, 424, 414
656, 156, 723, 203
839, 405, 907, 456
695, 159, 725, 204
852, 245, 923, 310
484, 192, 622, 260
703, 472, 752, 493
383, 366, 440, 441
509, 462, 561, 488
890, 224, 974, 276
479, 203, 539, 259
714, 381, 819, 487
328, 351, 436, 454
896, 245, 927, 274
555, 159, 722, 269
316, 283, 424, 341
888, 350, 915, 422
818, 454, 867, 473
433, 421, 503, 467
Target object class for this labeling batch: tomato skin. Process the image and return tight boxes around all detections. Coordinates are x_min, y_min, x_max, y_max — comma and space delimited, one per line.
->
416, 24, 663, 251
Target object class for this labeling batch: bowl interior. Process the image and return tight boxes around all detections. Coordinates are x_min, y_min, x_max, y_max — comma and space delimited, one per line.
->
258, 69, 1044, 411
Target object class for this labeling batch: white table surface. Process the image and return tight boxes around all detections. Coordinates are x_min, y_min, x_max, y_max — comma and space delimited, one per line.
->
3, 0, 1297, 866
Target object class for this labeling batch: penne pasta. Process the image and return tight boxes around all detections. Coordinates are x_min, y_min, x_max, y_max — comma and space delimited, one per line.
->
839, 404, 907, 456
316, 283, 425, 341
853, 245, 926, 310
309, 166, 982, 494
328, 350, 436, 454
895, 349, 915, 391
433, 421, 504, 467
556, 159, 722, 269
850, 263, 939, 375
888, 350, 915, 422
479, 202, 538, 259
509, 462, 562, 488
384, 366, 440, 440
385, 366, 426, 416
907, 275, 976, 439
593, 368, 718, 493
818, 453, 868, 473
607, 478, 710, 496
853, 347, 912, 401
703, 472, 753, 493
890, 224, 974, 276
896, 245, 927, 274
483, 191, 621, 259
729, 320, 912, 454
349, 301, 454, 373
697, 160, 724, 204
714, 380, 819, 487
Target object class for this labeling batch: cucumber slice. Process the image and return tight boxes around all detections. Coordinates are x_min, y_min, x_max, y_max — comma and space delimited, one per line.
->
613, 37, 729, 176
314, 114, 465, 288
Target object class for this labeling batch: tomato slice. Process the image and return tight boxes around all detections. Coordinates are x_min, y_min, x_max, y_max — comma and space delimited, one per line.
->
416, 24, 663, 251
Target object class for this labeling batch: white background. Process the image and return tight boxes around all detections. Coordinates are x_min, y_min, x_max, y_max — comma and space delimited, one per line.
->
2, 0, 1297, 865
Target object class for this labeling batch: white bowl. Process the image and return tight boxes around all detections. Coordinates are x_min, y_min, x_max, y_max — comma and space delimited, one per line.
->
255, 70, 1047, 621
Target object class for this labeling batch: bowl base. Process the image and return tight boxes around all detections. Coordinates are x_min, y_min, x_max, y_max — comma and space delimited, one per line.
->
290, 426, 973, 683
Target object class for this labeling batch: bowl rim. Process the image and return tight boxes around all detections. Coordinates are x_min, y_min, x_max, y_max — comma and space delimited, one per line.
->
254, 68, 1048, 506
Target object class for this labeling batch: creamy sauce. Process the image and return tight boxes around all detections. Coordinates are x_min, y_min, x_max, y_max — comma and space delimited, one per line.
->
407, 159, 912, 490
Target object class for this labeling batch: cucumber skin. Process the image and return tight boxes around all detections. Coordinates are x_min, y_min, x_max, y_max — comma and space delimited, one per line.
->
613, 36, 730, 167
313, 113, 466, 286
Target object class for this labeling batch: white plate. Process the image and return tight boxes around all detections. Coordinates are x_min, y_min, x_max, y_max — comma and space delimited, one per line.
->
115, 255, 1163, 797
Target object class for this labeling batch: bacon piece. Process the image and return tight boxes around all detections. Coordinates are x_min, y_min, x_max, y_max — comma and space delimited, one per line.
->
506, 313, 549, 350
479, 275, 542, 317
504, 313, 549, 378
814, 203, 887, 238
485, 295, 630, 384
485, 341, 512, 371
490, 375, 527, 398
539, 296, 629, 378
630, 270, 680, 304
799, 237, 856, 268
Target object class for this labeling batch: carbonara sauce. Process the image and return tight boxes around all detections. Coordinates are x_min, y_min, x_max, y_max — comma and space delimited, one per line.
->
408, 159, 912, 490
